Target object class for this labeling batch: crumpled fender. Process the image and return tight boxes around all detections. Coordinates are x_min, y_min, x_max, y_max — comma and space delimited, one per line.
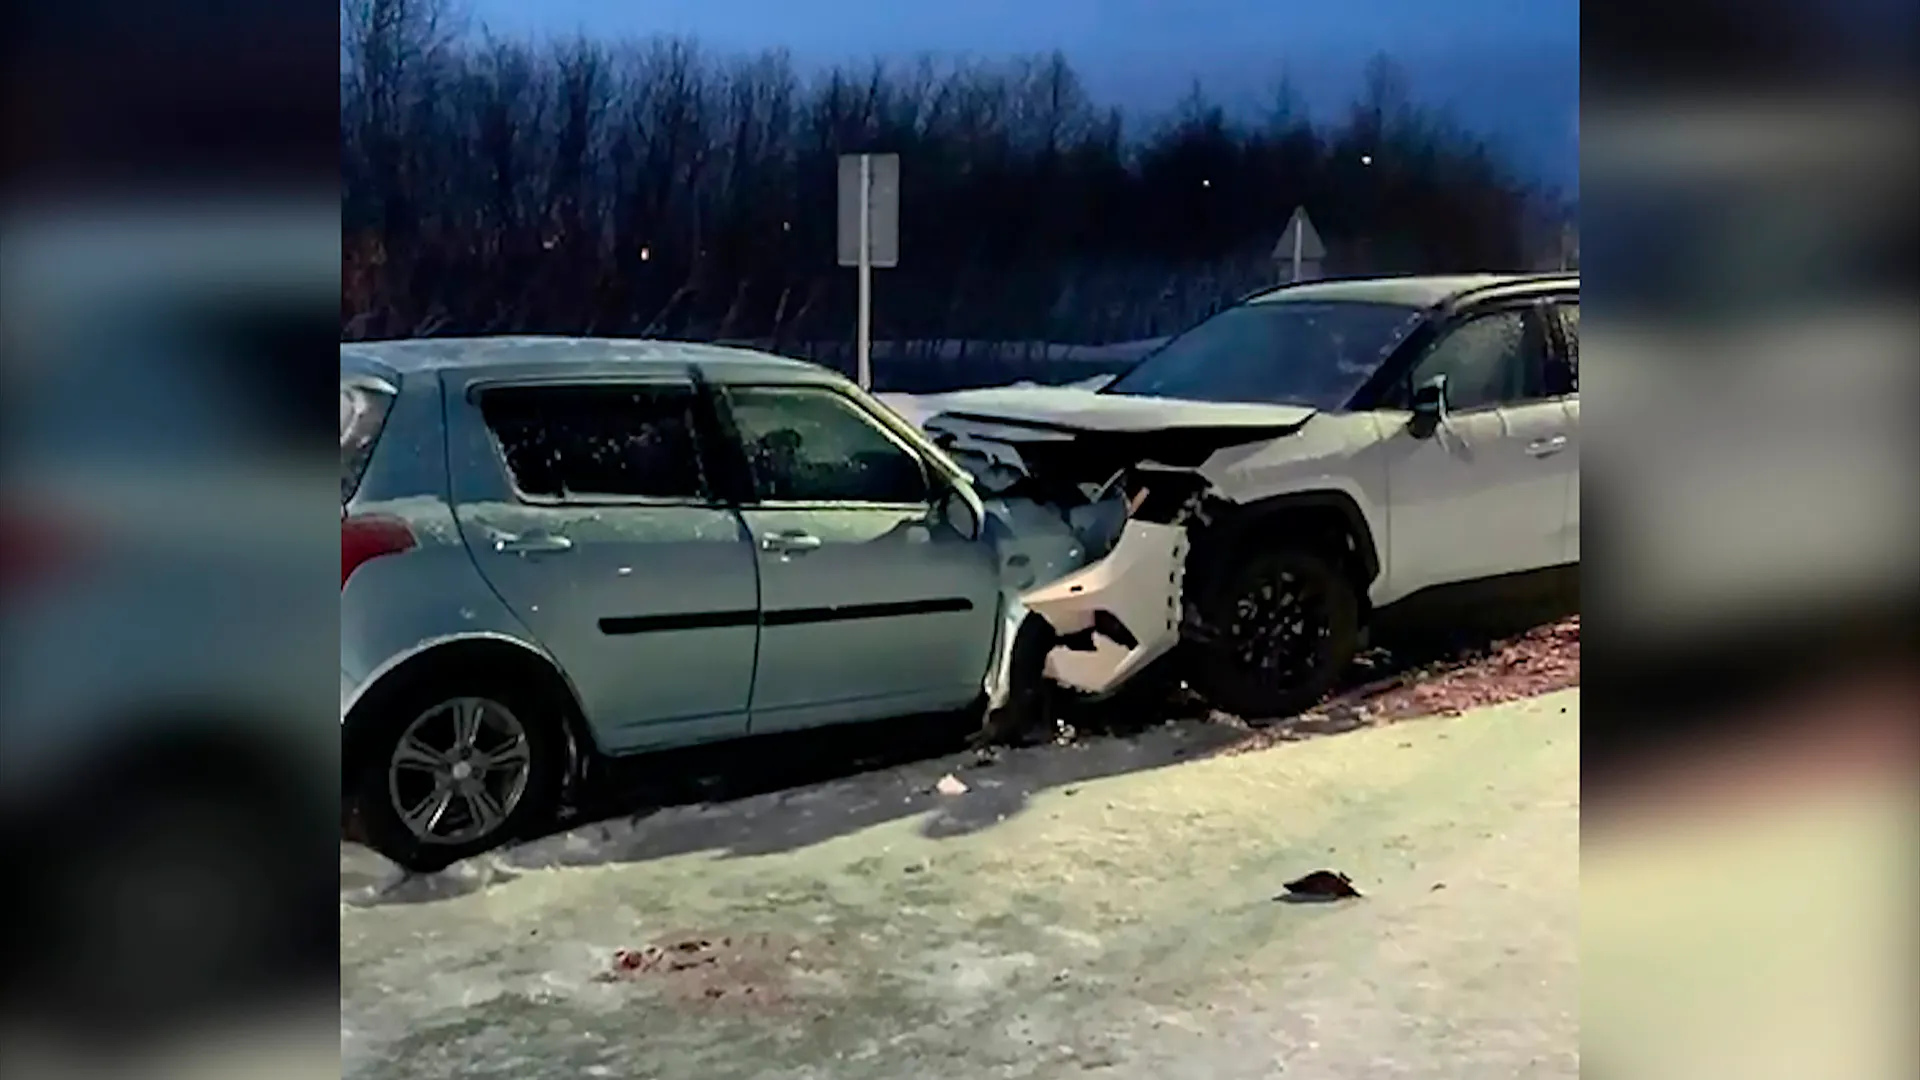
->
1020, 519, 1189, 696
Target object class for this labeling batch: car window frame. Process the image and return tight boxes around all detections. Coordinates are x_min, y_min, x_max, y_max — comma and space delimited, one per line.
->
467, 375, 726, 509
1542, 295, 1579, 400
1376, 298, 1559, 416
710, 381, 938, 510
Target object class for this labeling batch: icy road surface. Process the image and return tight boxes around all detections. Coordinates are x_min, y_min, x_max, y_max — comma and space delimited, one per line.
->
341, 691, 1579, 1079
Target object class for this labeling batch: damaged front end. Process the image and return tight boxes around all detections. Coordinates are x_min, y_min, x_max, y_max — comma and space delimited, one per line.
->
917, 406, 1298, 708
1023, 508, 1192, 696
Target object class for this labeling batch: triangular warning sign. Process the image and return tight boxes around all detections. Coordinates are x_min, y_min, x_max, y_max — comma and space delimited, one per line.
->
1273, 208, 1326, 262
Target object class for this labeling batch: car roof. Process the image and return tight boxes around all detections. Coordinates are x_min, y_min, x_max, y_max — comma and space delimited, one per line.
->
338, 335, 828, 383
1244, 272, 1577, 310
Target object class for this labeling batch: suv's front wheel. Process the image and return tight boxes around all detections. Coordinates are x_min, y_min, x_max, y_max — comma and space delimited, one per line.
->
1185, 546, 1360, 722
351, 681, 566, 872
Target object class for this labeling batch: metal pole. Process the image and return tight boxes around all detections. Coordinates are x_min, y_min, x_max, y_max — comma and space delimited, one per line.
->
1291, 216, 1304, 284
856, 153, 873, 390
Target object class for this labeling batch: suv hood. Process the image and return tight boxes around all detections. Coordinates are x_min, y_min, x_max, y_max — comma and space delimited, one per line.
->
900, 384, 1315, 495
917, 384, 1316, 436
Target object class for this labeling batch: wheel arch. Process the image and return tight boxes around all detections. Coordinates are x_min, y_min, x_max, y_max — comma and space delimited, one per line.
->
1192, 489, 1382, 614
341, 635, 597, 795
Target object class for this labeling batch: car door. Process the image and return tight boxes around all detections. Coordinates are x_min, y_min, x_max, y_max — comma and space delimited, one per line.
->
444, 376, 758, 753
1379, 301, 1575, 599
1545, 298, 1581, 563
713, 381, 1003, 733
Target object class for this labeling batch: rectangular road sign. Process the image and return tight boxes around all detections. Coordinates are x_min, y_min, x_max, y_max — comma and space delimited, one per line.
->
837, 153, 900, 268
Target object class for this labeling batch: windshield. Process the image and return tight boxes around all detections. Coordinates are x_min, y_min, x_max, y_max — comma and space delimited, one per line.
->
1102, 299, 1426, 408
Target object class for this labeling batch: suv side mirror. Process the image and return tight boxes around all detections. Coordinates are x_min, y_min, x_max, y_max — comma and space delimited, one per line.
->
1408, 374, 1448, 438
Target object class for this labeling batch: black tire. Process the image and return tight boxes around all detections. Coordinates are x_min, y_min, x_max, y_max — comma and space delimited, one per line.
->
351, 672, 567, 873
1185, 545, 1361, 723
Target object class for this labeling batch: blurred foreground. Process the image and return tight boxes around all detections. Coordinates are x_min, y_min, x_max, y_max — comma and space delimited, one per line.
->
1580, 0, 1920, 1076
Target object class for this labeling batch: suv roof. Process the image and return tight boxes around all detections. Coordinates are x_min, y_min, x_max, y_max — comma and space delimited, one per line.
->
338, 335, 820, 380
1245, 272, 1577, 310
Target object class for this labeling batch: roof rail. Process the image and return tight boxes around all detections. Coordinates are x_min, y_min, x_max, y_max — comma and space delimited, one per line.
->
1448, 271, 1578, 303
1235, 271, 1415, 305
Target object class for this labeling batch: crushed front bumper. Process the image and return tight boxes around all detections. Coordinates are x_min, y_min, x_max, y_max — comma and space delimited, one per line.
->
979, 498, 1191, 706
1023, 519, 1189, 696
903, 399, 1200, 708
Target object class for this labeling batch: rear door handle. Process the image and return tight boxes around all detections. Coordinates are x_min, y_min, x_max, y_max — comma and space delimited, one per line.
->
1526, 435, 1569, 458
493, 531, 574, 555
761, 531, 823, 554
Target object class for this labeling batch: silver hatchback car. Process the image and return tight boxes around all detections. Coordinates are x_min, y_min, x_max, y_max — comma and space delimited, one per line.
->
341, 338, 1012, 870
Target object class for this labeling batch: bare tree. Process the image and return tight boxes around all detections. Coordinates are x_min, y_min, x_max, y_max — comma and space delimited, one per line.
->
340, 32, 1544, 379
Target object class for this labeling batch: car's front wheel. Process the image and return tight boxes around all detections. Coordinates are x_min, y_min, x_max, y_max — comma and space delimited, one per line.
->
351, 681, 566, 873
1185, 546, 1360, 722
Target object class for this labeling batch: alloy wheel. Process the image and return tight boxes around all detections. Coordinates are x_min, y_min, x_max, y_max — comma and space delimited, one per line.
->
386, 696, 533, 845
1225, 568, 1333, 689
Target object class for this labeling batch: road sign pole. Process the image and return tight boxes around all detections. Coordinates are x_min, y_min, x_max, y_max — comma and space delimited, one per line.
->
856, 153, 873, 390
1273, 207, 1323, 286
838, 151, 896, 387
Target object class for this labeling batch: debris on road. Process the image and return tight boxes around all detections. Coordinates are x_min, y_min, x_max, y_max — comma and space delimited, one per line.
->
594, 933, 805, 1008
935, 774, 970, 796
1222, 616, 1580, 755
1278, 869, 1364, 901
604, 938, 723, 978
1366, 617, 1581, 720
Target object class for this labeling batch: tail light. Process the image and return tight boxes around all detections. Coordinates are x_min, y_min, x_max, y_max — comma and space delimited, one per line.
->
342, 513, 415, 588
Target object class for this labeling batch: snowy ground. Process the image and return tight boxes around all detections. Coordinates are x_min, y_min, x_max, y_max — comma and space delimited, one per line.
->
341, 687, 1579, 1079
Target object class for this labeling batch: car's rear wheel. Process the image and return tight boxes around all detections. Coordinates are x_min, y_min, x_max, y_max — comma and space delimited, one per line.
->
1186, 546, 1360, 722
351, 680, 566, 873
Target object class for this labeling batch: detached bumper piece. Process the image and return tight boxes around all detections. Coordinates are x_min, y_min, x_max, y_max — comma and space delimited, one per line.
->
1021, 520, 1188, 696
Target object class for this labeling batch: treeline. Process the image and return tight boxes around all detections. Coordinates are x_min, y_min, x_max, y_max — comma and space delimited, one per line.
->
341, 0, 1549, 359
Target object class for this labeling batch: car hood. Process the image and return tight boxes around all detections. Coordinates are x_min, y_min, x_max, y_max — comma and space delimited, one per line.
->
898, 384, 1317, 496
919, 384, 1317, 435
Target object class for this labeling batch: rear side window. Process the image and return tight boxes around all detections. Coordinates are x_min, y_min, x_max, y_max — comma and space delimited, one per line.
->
341, 378, 396, 503
479, 384, 708, 501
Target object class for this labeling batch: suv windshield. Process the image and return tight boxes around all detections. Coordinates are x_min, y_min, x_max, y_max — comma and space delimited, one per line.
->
1102, 299, 1426, 408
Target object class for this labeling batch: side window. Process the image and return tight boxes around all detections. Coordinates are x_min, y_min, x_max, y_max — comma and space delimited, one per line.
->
478, 384, 708, 501
1407, 307, 1548, 412
723, 386, 930, 504
1548, 301, 1579, 396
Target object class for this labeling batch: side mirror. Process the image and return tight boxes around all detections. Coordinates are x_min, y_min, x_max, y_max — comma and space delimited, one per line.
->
1408, 374, 1448, 438
936, 483, 982, 541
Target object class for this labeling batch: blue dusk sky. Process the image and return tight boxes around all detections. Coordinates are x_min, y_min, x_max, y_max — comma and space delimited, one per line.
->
471, 0, 1579, 192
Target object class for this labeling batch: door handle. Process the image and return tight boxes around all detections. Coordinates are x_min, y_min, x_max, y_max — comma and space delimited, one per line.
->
1526, 435, 1569, 458
760, 531, 823, 554
493, 531, 574, 555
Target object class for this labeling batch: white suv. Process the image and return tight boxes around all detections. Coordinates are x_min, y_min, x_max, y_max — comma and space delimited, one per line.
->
897, 272, 1580, 724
